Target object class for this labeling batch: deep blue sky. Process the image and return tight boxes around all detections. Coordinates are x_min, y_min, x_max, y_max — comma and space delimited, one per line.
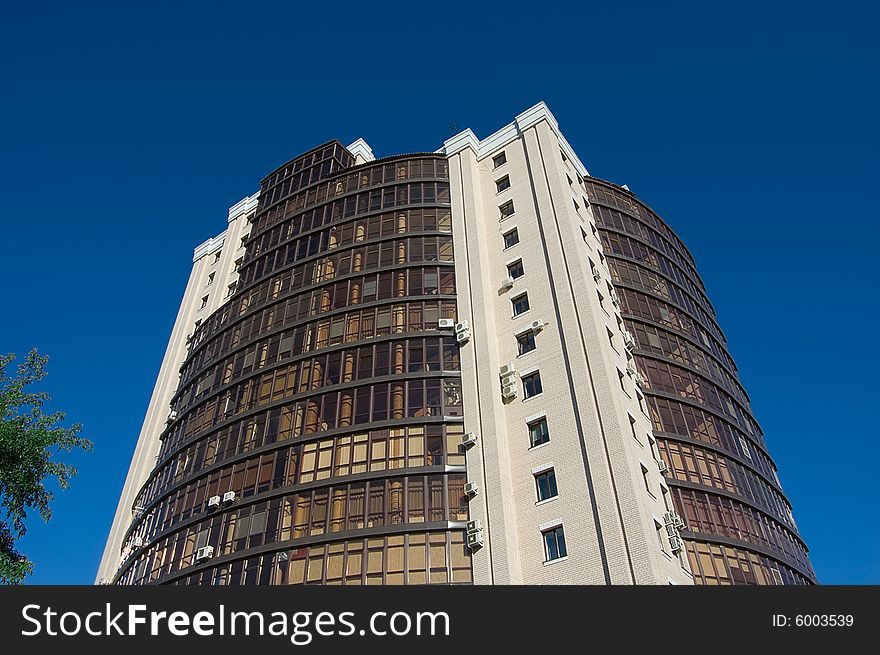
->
1, 1, 877, 584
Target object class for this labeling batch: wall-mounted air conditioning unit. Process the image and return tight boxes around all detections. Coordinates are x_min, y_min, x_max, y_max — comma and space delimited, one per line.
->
633, 372, 646, 388
466, 530, 484, 550
461, 432, 477, 448
438, 318, 455, 330
195, 546, 215, 562
501, 383, 518, 401
626, 362, 637, 377
610, 289, 620, 307
464, 482, 479, 497
657, 459, 668, 474
466, 519, 482, 534
207, 495, 222, 509
530, 320, 545, 333
593, 268, 602, 282
222, 491, 236, 505
501, 276, 515, 290
622, 330, 636, 350
499, 362, 516, 377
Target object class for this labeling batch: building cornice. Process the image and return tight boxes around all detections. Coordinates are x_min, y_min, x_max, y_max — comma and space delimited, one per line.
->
442, 101, 589, 177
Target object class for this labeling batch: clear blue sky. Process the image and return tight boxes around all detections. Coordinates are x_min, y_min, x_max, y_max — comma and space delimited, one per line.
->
1, 1, 876, 584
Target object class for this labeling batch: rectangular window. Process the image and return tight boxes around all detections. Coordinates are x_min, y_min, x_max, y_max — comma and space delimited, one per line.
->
522, 371, 543, 398
499, 200, 515, 220
207, 273, 215, 286
543, 525, 567, 561
535, 469, 558, 501
517, 331, 536, 355
492, 152, 507, 169
507, 259, 524, 279
641, 464, 652, 495
503, 228, 519, 249
512, 293, 530, 316
528, 418, 549, 448
227, 283, 236, 298
496, 176, 511, 193
200, 295, 208, 309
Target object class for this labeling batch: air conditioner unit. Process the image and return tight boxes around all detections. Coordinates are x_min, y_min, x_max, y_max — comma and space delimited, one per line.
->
461, 432, 477, 448
501, 276, 515, 289
657, 459, 668, 474
456, 331, 470, 345
438, 318, 455, 330
131, 536, 144, 549
633, 372, 646, 388
626, 362, 637, 377
195, 546, 215, 562
466, 530, 484, 550
668, 535, 683, 553
501, 383, 518, 400
499, 362, 516, 377
454, 320, 470, 334
530, 320, 545, 333
466, 519, 482, 534
592, 269, 602, 282
464, 482, 479, 497
222, 491, 236, 504
207, 495, 222, 509
673, 514, 686, 530
610, 289, 620, 307
622, 330, 636, 350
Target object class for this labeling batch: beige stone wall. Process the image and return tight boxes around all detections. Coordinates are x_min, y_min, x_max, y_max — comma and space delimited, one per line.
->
95, 196, 257, 583
446, 104, 693, 585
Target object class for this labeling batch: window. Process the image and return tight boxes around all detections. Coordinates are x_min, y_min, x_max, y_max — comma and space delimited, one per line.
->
499, 200, 515, 219
496, 176, 511, 193
507, 259, 524, 279
573, 198, 580, 212
528, 418, 549, 447
641, 464, 652, 496
542, 525, 567, 561
234, 257, 243, 272
512, 293, 530, 316
207, 272, 215, 286
227, 283, 236, 298
199, 295, 208, 309
535, 469, 558, 501
503, 228, 519, 249
240, 234, 249, 247
522, 371, 542, 398
213, 251, 222, 263
492, 152, 507, 169
517, 331, 536, 355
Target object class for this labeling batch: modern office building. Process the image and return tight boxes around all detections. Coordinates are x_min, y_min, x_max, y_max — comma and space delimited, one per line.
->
97, 103, 815, 586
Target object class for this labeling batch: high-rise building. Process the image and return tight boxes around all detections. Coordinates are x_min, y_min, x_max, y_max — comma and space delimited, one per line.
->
97, 103, 815, 586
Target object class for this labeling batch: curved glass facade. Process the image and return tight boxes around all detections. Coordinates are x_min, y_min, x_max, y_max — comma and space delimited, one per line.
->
114, 143, 472, 585
585, 178, 816, 585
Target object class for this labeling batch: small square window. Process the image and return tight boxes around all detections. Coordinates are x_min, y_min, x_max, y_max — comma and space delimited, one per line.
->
535, 469, 558, 501
528, 418, 549, 448
522, 371, 543, 398
496, 176, 511, 193
492, 152, 507, 169
517, 331, 536, 355
503, 228, 519, 249
542, 525, 567, 561
512, 293, 530, 316
507, 259, 524, 279
499, 200, 515, 219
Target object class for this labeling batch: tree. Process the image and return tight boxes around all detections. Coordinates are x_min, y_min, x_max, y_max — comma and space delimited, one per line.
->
0, 350, 91, 584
